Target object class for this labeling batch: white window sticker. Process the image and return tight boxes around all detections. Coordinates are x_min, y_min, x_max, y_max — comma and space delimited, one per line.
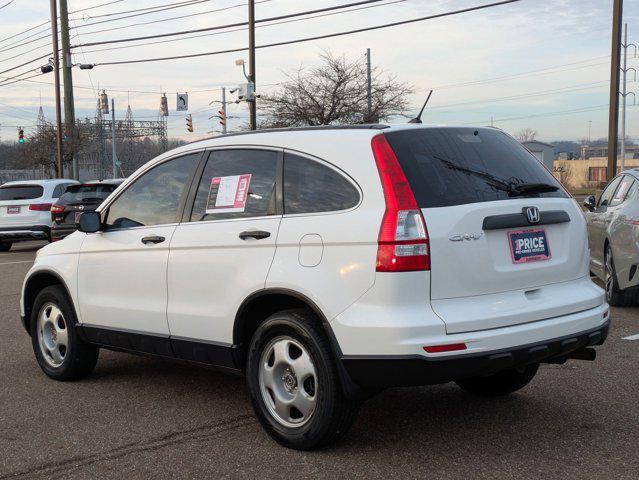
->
205, 174, 252, 214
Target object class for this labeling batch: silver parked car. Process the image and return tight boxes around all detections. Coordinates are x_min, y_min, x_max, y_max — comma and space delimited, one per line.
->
584, 169, 639, 306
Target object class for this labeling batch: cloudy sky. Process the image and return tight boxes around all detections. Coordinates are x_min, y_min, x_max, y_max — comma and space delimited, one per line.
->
0, 0, 638, 142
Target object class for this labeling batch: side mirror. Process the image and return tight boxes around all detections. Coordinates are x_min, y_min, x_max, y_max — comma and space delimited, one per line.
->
77, 211, 102, 233
583, 195, 596, 212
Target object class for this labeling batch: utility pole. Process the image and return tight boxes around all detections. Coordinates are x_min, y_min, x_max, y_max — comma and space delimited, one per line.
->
221, 87, 227, 134
59, 0, 77, 180
366, 48, 372, 122
49, 0, 63, 178
588, 120, 592, 143
620, 23, 637, 172
111, 98, 117, 179
248, 0, 256, 130
607, 0, 623, 181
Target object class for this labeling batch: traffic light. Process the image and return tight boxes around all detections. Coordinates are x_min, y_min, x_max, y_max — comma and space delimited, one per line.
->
99, 90, 109, 114
18, 127, 24, 144
218, 109, 226, 128
159, 94, 168, 117
186, 114, 193, 132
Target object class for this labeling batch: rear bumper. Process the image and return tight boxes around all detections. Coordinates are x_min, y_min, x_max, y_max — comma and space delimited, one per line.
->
341, 318, 610, 388
0, 225, 49, 242
50, 226, 76, 241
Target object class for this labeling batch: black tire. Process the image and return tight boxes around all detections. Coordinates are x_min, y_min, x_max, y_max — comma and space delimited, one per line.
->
455, 364, 539, 397
0, 242, 11, 252
605, 244, 636, 307
246, 308, 359, 450
30, 285, 99, 380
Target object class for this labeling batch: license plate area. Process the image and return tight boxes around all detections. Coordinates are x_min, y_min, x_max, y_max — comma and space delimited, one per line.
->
508, 229, 551, 264
6, 206, 21, 214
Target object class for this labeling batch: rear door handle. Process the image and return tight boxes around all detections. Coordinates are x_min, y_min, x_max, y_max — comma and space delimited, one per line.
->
141, 235, 165, 245
239, 230, 271, 240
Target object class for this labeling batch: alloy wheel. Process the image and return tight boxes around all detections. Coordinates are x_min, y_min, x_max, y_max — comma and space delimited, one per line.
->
605, 248, 614, 302
37, 302, 68, 368
259, 336, 318, 428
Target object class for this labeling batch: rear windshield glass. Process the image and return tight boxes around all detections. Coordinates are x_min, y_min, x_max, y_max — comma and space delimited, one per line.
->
384, 128, 567, 208
58, 184, 117, 205
0, 185, 43, 200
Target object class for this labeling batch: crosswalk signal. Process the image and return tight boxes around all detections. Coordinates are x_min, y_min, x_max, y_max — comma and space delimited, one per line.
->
18, 127, 24, 144
218, 109, 226, 128
186, 114, 193, 132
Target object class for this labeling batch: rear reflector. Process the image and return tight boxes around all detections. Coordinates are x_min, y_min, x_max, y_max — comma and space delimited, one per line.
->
423, 343, 467, 353
29, 203, 53, 211
50, 204, 65, 214
371, 134, 430, 272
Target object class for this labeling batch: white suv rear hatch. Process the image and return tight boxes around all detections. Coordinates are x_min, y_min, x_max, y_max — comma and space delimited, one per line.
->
384, 127, 599, 334
0, 184, 46, 227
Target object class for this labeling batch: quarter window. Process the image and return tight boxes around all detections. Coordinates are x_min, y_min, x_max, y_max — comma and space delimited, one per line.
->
610, 176, 635, 207
283, 153, 359, 214
190, 149, 278, 222
598, 176, 623, 208
105, 153, 198, 228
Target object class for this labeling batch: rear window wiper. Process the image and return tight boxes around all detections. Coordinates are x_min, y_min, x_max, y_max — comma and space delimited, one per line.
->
433, 155, 520, 194
433, 155, 558, 197
508, 183, 559, 197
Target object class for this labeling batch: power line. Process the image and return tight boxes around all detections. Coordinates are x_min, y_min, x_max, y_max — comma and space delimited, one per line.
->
429, 81, 610, 110
73, 0, 380, 47
0, 0, 125, 46
72, 0, 214, 29
463, 104, 613, 125
0, 52, 52, 76
75, 0, 201, 20
0, 0, 17, 11
86, 0, 522, 65
74, 0, 272, 39
78, 0, 406, 55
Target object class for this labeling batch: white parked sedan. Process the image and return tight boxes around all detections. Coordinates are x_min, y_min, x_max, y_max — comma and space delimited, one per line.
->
584, 168, 639, 306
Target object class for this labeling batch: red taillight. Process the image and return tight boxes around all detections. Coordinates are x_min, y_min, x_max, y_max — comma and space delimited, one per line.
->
423, 343, 467, 353
50, 204, 65, 214
371, 134, 430, 272
29, 203, 53, 211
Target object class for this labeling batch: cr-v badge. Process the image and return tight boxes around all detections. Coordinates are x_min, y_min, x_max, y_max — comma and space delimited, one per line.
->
449, 232, 483, 242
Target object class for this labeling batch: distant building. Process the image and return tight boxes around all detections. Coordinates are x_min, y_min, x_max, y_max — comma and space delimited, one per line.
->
581, 143, 639, 159
522, 140, 555, 171
553, 157, 639, 191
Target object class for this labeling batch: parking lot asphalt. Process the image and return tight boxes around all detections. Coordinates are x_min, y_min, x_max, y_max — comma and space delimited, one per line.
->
0, 242, 638, 479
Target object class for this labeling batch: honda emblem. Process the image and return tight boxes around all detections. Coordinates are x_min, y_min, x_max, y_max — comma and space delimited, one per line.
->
524, 206, 540, 224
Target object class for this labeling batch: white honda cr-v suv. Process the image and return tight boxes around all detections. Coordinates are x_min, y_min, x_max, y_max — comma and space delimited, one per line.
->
21, 125, 610, 450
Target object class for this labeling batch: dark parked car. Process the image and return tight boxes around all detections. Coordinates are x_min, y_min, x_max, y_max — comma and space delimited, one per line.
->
50, 180, 123, 241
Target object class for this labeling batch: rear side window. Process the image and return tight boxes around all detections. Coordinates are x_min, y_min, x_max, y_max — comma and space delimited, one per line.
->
610, 176, 634, 207
52, 183, 74, 198
598, 176, 623, 207
59, 185, 117, 205
0, 185, 43, 200
284, 153, 360, 214
384, 128, 567, 208
190, 149, 278, 222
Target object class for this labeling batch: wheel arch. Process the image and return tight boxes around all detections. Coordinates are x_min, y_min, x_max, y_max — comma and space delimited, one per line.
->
22, 270, 74, 335
232, 288, 360, 396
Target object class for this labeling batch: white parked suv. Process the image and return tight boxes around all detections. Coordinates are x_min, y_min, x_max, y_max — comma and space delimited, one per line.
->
20, 125, 610, 449
0, 179, 78, 251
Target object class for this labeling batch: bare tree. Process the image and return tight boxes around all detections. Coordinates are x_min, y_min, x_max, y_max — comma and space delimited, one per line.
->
553, 162, 573, 188
515, 128, 538, 142
7, 122, 91, 177
259, 52, 413, 127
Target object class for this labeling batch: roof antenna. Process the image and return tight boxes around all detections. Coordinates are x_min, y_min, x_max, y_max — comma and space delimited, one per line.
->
408, 90, 433, 124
